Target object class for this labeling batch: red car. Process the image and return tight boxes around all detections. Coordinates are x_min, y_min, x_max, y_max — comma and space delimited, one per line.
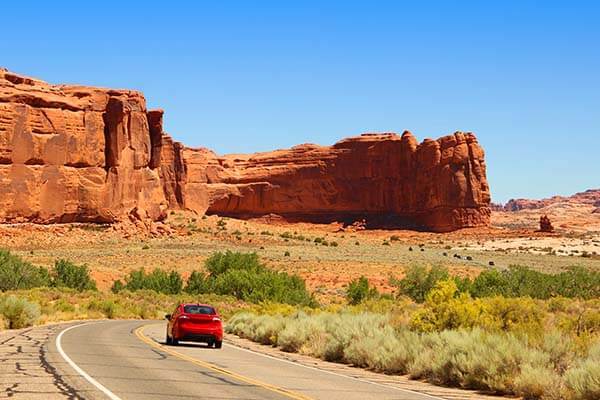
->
165, 303, 223, 348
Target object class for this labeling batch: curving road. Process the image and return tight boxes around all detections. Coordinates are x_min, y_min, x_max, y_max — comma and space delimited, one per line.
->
3, 320, 445, 400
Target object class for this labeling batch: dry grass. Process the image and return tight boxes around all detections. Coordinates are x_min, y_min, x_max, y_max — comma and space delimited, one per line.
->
227, 308, 600, 400
0, 211, 598, 304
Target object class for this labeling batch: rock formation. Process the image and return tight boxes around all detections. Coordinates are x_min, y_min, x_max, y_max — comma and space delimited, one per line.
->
185, 132, 491, 231
0, 69, 491, 232
0, 68, 178, 224
502, 189, 600, 211
538, 215, 554, 232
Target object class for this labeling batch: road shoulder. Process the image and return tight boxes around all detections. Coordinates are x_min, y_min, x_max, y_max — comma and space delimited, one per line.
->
222, 332, 502, 400
0, 323, 92, 399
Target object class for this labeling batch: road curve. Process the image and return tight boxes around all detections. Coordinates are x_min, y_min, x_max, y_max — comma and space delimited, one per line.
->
46, 320, 440, 400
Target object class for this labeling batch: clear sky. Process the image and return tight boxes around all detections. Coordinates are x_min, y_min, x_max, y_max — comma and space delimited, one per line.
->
2, 1, 598, 203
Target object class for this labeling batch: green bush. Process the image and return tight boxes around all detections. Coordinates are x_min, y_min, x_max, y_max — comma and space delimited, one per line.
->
391, 265, 449, 303
51, 259, 97, 291
468, 266, 600, 300
0, 250, 51, 291
346, 276, 378, 305
205, 251, 262, 276
394, 265, 599, 302
111, 279, 124, 294
0, 295, 40, 329
121, 268, 183, 294
185, 271, 211, 294
212, 268, 314, 306
188, 251, 315, 306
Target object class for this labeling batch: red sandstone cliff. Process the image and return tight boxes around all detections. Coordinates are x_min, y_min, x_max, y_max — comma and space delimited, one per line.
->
183, 132, 491, 231
0, 69, 491, 232
0, 68, 178, 223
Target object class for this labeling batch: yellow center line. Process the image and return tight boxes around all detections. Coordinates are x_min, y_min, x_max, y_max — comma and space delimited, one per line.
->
135, 324, 313, 400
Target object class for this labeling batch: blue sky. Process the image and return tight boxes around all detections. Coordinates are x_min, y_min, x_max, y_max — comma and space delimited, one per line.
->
2, 1, 598, 203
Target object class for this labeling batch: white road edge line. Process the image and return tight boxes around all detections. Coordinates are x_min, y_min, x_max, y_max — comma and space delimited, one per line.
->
56, 322, 123, 400
222, 341, 444, 400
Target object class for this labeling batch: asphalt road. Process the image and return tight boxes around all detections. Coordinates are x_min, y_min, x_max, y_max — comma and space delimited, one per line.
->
41, 320, 441, 400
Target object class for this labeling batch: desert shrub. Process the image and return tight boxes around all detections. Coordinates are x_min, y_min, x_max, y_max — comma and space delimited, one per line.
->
111, 279, 124, 294
344, 326, 421, 373
121, 268, 182, 294
410, 280, 547, 335
185, 251, 314, 306
482, 296, 546, 335
554, 267, 600, 300
227, 306, 600, 399
409, 328, 551, 394
468, 266, 600, 300
0, 250, 51, 291
0, 295, 40, 329
513, 364, 564, 399
212, 268, 314, 305
410, 280, 488, 332
185, 271, 211, 294
276, 313, 327, 353
469, 268, 508, 297
346, 276, 379, 305
87, 298, 119, 319
391, 265, 449, 303
564, 342, 600, 400
226, 313, 286, 345
205, 250, 262, 276
51, 259, 97, 291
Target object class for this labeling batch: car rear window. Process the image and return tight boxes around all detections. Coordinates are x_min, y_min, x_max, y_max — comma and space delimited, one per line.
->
183, 305, 215, 315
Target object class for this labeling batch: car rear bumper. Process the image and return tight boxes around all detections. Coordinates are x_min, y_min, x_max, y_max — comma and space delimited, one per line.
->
176, 325, 223, 342
178, 333, 221, 343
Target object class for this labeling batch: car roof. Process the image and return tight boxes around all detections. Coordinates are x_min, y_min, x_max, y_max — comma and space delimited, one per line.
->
181, 303, 215, 308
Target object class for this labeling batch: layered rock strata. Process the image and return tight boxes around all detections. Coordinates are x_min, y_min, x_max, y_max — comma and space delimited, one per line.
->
0, 69, 491, 231
186, 132, 491, 231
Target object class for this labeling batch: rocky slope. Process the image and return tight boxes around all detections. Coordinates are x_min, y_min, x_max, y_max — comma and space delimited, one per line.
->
501, 189, 600, 211
492, 189, 600, 232
0, 69, 491, 232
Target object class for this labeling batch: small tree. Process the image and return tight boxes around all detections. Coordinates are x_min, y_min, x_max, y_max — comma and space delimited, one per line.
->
51, 259, 97, 291
346, 276, 379, 305
391, 265, 449, 303
205, 251, 263, 276
185, 271, 211, 294
0, 250, 50, 291
111, 280, 124, 294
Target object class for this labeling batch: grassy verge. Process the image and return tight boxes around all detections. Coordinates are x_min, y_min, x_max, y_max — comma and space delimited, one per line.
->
226, 295, 600, 400
0, 288, 247, 329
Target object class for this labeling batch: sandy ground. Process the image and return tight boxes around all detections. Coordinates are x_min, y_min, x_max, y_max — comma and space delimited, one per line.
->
1, 210, 598, 302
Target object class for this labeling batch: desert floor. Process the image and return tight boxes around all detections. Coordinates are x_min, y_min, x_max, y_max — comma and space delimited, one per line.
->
1, 211, 598, 303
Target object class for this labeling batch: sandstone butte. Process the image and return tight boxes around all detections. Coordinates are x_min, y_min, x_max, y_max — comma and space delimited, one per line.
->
0, 69, 491, 232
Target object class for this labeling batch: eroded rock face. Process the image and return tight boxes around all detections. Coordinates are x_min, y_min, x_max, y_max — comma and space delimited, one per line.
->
0, 69, 491, 231
538, 215, 555, 232
184, 131, 491, 232
0, 68, 171, 223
